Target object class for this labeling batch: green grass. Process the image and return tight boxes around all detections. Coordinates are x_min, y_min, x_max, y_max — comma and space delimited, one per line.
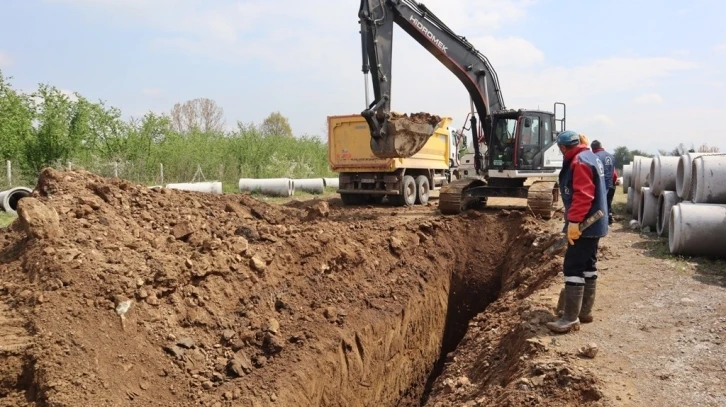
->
0, 212, 16, 228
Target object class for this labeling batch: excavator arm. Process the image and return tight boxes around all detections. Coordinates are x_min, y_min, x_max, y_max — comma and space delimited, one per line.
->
359, 0, 506, 163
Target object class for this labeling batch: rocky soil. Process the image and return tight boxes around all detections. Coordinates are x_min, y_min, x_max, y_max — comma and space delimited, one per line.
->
0, 168, 593, 407
3, 170, 719, 407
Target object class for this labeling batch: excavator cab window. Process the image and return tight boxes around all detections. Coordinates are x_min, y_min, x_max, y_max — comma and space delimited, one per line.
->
490, 117, 517, 167
518, 115, 541, 166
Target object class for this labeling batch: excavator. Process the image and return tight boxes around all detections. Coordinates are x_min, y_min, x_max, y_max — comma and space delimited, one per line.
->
358, 0, 566, 218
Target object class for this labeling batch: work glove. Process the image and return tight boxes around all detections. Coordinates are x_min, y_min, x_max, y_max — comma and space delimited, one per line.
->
567, 222, 581, 245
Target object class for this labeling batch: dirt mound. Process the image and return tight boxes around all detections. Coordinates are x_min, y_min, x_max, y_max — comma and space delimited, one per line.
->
0, 169, 602, 406
391, 112, 442, 127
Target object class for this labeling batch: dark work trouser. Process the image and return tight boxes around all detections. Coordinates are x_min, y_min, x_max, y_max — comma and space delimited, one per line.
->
563, 237, 600, 286
606, 188, 616, 221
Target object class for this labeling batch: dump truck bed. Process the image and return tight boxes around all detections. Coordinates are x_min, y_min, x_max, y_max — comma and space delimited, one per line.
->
328, 114, 453, 173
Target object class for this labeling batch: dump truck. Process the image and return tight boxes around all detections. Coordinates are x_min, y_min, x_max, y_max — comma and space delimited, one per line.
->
328, 114, 462, 206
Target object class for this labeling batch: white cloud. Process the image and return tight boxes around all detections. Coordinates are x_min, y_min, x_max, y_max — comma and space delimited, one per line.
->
142, 88, 163, 96
0, 51, 13, 68
713, 43, 726, 52
44, 0, 719, 153
632, 93, 664, 105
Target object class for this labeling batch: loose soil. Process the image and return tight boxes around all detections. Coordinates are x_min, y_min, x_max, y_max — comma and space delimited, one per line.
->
370, 112, 443, 158
421, 191, 726, 407
1, 171, 723, 407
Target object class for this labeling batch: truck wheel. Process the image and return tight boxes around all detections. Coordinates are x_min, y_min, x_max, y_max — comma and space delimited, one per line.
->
415, 175, 430, 205
392, 175, 416, 206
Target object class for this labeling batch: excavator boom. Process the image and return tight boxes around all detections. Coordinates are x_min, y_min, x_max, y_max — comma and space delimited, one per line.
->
359, 0, 504, 160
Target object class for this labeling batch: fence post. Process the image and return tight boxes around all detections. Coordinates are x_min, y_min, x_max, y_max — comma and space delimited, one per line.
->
113, 162, 119, 178
6, 160, 11, 187
160, 163, 164, 185
67, 161, 72, 171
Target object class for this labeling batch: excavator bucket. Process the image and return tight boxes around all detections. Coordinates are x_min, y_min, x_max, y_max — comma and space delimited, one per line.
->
370, 112, 442, 158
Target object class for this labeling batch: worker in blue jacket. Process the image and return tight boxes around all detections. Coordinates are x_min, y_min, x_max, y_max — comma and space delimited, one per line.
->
548, 131, 608, 334
591, 140, 618, 225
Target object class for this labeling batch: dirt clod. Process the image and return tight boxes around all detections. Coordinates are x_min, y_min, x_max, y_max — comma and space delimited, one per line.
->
579, 343, 599, 359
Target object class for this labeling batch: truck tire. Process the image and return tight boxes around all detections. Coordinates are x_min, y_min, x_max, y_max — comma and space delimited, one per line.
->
392, 175, 416, 206
415, 175, 430, 205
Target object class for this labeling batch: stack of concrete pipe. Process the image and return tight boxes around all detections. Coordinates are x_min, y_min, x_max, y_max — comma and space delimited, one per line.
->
0, 186, 32, 214
635, 153, 726, 258
621, 164, 632, 194
624, 155, 652, 220
622, 152, 726, 258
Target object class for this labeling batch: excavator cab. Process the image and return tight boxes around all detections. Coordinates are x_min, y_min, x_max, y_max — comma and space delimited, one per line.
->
487, 105, 564, 172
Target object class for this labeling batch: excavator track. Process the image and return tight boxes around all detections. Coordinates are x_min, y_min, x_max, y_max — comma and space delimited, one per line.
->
526, 180, 559, 220
438, 178, 487, 215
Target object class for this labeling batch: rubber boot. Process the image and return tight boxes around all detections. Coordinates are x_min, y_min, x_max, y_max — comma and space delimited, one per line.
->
555, 288, 565, 316
579, 278, 597, 323
546, 285, 583, 333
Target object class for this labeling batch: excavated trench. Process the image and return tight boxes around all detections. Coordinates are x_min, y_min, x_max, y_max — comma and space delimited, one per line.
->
0, 171, 562, 407
270, 212, 559, 407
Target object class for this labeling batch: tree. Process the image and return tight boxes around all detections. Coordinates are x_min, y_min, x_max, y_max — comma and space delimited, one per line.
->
260, 111, 293, 137
23, 83, 79, 172
170, 98, 225, 133
0, 71, 33, 162
657, 149, 669, 156
613, 146, 630, 169
697, 143, 719, 153
670, 143, 687, 156
629, 149, 652, 159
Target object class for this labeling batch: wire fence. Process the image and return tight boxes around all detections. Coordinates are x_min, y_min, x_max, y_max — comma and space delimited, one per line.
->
0, 159, 312, 192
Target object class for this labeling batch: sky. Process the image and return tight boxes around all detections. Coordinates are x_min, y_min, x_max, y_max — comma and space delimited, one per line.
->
0, 0, 724, 154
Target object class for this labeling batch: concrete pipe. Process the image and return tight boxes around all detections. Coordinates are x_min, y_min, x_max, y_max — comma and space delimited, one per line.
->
165, 182, 223, 195
648, 156, 680, 196
691, 155, 726, 204
637, 187, 658, 229
633, 156, 651, 191
621, 164, 632, 193
0, 187, 32, 214
626, 186, 634, 213
631, 186, 641, 220
238, 178, 294, 197
669, 202, 726, 257
293, 178, 325, 194
675, 152, 726, 200
322, 177, 339, 189
656, 191, 682, 237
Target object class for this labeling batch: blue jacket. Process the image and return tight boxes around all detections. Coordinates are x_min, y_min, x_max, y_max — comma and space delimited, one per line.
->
559, 145, 609, 238
593, 148, 616, 189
